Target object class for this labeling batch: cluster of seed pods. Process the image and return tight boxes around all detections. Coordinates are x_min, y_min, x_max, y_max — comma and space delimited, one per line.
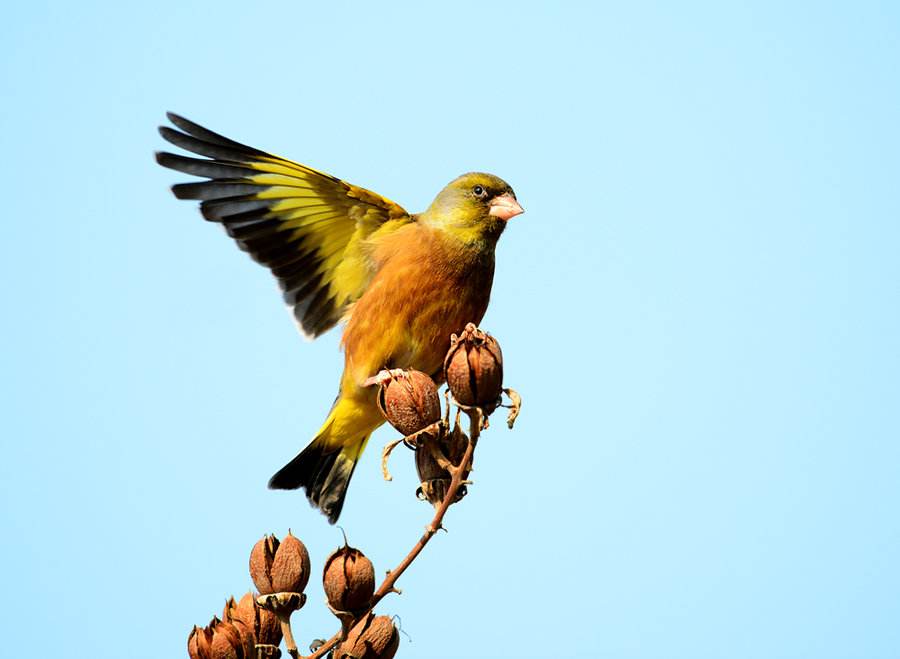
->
188, 325, 509, 659
377, 323, 505, 504
189, 532, 398, 659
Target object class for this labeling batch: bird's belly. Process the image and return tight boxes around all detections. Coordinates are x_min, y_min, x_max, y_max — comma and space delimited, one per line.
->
342, 258, 493, 387
402, 288, 488, 379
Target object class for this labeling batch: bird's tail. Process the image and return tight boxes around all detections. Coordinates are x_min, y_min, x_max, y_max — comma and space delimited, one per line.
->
268, 397, 377, 524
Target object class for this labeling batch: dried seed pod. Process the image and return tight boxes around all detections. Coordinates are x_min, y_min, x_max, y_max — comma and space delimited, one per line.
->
271, 532, 311, 593
188, 623, 214, 659
210, 618, 248, 659
224, 593, 282, 648
222, 597, 253, 657
416, 424, 470, 506
444, 323, 503, 409
222, 596, 238, 622
249, 535, 278, 595
249, 531, 311, 595
247, 593, 281, 646
323, 545, 375, 613
189, 618, 248, 659
334, 613, 400, 659
377, 370, 441, 436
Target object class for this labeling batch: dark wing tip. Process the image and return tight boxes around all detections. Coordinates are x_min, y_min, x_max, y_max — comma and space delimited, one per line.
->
170, 182, 195, 200
166, 112, 202, 135
162, 112, 268, 157
158, 125, 183, 146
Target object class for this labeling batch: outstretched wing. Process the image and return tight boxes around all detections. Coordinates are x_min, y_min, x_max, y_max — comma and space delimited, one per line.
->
156, 113, 411, 338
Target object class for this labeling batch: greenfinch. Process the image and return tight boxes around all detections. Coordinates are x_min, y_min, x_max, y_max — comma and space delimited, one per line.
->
157, 113, 522, 522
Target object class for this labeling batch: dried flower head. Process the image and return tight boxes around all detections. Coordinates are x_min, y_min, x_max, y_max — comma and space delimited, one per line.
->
249, 531, 311, 595
323, 545, 376, 613
444, 323, 503, 409
333, 613, 400, 659
377, 369, 441, 436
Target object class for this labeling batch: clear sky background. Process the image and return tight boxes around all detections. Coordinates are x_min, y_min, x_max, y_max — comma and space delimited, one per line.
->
2, 2, 898, 658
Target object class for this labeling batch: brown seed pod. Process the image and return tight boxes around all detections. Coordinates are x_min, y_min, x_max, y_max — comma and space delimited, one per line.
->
271, 532, 311, 593
333, 613, 400, 659
189, 618, 248, 659
188, 623, 214, 659
222, 597, 253, 657
415, 424, 471, 506
249, 535, 278, 595
224, 593, 282, 648
323, 545, 376, 613
376, 370, 441, 436
210, 618, 247, 659
444, 323, 503, 409
249, 532, 311, 595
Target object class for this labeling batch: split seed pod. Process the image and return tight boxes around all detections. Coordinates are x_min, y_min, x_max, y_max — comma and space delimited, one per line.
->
377, 370, 441, 436
323, 545, 376, 613
188, 623, 214, 659
416, 424, 471, 506
224, 593, 282, 648
221, 598, 254, 657
333, 613, 400, 659
444, 323, 503, 409
188, 617, 248, 659
249, 531, 311, 595
210, 619, 248, 659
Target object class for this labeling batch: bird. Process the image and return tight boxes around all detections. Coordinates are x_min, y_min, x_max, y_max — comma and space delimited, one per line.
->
156, 113, 522, 523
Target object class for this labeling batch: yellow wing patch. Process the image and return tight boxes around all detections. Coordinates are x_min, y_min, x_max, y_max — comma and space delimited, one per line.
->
157, 113, 411, 338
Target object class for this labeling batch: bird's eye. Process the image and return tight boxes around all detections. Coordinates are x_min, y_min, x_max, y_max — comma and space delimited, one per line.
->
472, 185, 486, 197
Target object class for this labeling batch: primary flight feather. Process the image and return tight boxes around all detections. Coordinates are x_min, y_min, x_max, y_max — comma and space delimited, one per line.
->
157, 113, 522, 522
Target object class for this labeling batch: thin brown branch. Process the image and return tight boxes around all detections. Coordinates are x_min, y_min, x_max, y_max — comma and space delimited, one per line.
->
301, 407, 483, 659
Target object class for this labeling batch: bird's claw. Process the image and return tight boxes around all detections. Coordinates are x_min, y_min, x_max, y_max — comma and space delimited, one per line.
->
363, 368, 410, 387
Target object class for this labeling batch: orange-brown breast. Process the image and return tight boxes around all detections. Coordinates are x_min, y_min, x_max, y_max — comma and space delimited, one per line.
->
340, 223, 496, 396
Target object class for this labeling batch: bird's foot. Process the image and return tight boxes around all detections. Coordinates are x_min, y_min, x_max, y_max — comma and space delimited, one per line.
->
363, 368, 410, 387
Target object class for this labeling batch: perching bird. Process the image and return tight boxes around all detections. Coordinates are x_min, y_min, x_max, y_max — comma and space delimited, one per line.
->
156, 113, 522, 523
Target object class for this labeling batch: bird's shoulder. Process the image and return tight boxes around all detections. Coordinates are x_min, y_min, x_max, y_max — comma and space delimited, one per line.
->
367, 219, 491, 268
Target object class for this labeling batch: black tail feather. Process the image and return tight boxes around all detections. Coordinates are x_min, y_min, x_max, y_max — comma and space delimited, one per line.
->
268, 439, 359, 524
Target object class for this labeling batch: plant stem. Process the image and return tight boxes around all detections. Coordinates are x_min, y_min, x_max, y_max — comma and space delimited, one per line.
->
278, 612, 299, 659
302, 407, 482, 659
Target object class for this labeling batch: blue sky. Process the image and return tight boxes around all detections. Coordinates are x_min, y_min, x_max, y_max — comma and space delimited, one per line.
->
2, 2, 898, 658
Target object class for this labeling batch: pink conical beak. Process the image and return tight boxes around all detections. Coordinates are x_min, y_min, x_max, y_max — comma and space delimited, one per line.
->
489, 193, 524, 221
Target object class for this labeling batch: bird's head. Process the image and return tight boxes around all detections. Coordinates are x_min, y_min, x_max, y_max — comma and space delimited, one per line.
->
421, 172, 523, 244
